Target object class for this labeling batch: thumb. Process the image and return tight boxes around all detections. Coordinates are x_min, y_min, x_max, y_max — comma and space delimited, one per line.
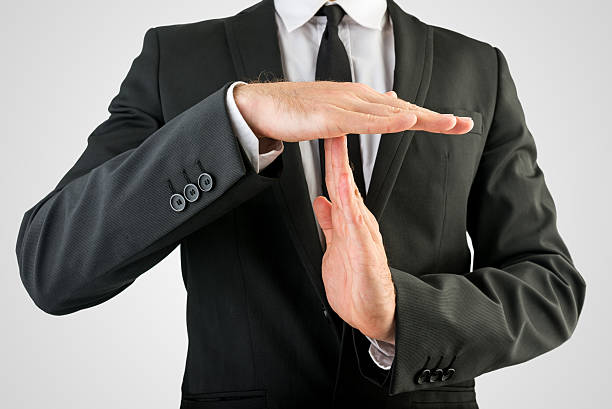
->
313, 196, 333, 245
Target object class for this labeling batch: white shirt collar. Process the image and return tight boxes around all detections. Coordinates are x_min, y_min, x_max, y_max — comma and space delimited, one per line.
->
274, 0, 388, 32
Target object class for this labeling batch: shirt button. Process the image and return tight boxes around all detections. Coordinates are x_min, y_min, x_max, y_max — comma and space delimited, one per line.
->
183, 183, 200, 202
321, 305, 333, 324
198, 173, 214, 192
170, 193, 186, 212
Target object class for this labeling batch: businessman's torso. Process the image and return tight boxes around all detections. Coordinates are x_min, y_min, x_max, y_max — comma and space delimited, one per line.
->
124, 1, 494, 407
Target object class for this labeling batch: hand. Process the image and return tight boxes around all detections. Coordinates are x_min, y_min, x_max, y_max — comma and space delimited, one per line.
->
312, 135, 396, 344
234, 81, 474, 143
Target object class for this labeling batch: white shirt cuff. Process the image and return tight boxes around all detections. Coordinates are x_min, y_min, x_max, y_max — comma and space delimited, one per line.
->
365, 335, 395, 370
225, 81, 283, 174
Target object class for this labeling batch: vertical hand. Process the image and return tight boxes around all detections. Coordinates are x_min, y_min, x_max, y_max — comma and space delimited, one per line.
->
313, 136, 396, 343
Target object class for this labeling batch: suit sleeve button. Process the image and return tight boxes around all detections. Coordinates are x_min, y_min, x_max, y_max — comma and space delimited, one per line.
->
430, 368, 444, 382
416, 369, 431, 384
441, 368, 455, 382
170, 193, 186, 212
184, 183, 200, 202
198, 173, 213, 192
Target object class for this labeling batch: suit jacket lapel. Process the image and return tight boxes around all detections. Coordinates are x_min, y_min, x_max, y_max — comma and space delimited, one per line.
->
224, 0, 336, 336
365, 0, 434, 219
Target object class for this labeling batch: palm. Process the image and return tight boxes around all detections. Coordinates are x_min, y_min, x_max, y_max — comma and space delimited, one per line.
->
313, 136, 396, 343
321, 224, 393, 339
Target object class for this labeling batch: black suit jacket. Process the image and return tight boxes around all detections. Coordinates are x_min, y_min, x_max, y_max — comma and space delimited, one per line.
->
16, 0, 586, 407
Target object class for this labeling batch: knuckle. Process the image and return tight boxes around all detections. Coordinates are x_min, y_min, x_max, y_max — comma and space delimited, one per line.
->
354, 187, 361, 198
353, 82, 370, 92
353, 211, 365, 225
387, 104, 401, 114
339, 171, 351, 181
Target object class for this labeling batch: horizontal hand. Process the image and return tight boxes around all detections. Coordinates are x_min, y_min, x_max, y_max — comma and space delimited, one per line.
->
234, 81, 473, 142
312, 135, 396, 344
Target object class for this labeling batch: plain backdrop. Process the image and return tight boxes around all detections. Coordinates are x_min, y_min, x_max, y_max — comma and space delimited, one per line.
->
1, 0, 610, 407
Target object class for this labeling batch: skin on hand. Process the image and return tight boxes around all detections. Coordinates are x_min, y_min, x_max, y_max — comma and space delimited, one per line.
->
234, 81, 474, 143
313, 135, 397, 344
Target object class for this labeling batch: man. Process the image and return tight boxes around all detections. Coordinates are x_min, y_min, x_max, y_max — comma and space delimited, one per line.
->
16, 0, 586, 407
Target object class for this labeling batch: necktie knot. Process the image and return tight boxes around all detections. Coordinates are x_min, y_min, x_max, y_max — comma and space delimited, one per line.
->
316, 4, 346, 28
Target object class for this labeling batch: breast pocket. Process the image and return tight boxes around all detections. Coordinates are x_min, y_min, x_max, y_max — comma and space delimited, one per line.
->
381, 109, 484, 275
411, 108, 484, 191
180, 389, 267, 409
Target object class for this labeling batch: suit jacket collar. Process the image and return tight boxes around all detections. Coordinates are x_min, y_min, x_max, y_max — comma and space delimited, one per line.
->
224, 0, 433, 339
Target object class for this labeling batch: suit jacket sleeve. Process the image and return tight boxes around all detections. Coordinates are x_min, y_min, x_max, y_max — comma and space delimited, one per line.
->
15, 28, 282, 315
353, 47, 587, 395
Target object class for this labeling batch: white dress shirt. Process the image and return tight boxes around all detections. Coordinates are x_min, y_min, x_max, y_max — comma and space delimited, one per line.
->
225, 0, 396, 370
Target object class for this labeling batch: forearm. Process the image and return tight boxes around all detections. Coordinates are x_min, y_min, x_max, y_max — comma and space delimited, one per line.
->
351, 46, 586, 395
16, 84, 280, 315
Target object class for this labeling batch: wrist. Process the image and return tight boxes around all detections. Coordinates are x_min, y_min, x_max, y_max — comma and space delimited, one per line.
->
233, 82, 250, 109
233, 83, 263, 140
381, 314, 396, 345
380, 266, 396, 344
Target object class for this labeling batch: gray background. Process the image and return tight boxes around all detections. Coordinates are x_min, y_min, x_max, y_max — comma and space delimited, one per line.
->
1, 0, 609, 407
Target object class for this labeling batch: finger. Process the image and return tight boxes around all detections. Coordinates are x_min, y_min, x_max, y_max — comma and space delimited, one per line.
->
327, 136, 383, 255
356, 195, 385, 248
355, 88, 474, 135
326, 134, 352, 206
332, 148, 384, 247
326, 132, 384, 248
330, 137, 365, 224
326, 107, 417, 137
313, 195, 333, 246
354, 87, 415, 113
329, 135, 367, 217
339, 98, 406, 118
445, 117, 474, 134
411, 113, 476, 134
334, 152, 377, 249
324, 137, 341, 204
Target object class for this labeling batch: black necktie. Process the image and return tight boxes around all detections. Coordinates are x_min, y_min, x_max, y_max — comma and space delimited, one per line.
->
315, 5, 367, 200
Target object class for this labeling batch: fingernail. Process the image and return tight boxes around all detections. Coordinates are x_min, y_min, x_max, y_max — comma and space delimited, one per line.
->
458, 116, 473, 121
442, 113, 456, 117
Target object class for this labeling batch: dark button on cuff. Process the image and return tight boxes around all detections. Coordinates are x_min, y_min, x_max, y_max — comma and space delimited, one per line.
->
441, 368, 455, 382
416, 369, 431, 384
170, 193, 186, 212
429, 368, 444, 382
184, 183, 200, 202
198, 173, 213, 192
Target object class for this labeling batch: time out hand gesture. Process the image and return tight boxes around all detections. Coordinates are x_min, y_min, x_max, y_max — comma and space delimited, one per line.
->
312, 136, 396, 344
